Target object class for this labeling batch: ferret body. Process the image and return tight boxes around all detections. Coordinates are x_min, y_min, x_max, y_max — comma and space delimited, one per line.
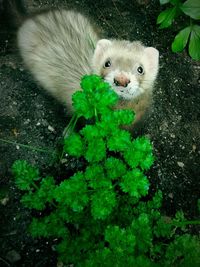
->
17, 9, 159, 126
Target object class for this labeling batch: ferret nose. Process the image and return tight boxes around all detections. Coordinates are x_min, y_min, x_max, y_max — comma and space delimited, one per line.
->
114, 74, 130, 87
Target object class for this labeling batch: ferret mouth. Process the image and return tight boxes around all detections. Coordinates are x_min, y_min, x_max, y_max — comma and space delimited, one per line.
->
112, 85, 138, 100
104, 78, 141, 99
118, 93, 135, 100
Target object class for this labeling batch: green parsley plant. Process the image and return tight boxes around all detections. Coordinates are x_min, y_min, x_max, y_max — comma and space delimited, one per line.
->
12, 75, 200, 266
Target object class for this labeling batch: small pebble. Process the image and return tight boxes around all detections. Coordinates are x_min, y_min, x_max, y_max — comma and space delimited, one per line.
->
0, 196, 9, 206
168, 193, 173, 199
177, 162, 184, 168
48, 125, 55, 132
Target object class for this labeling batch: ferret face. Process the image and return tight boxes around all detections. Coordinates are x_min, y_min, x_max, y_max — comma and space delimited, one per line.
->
93, 39, 159, 100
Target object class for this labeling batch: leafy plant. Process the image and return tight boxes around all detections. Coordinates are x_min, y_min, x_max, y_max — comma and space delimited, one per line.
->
157, 0, 200, 60
12, 75, 200, 266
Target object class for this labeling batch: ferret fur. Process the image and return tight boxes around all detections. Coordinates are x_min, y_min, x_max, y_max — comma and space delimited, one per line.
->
17, 9, 159, 126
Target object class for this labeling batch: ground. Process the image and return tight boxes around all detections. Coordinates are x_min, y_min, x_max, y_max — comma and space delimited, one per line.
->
0, 0, 199, 266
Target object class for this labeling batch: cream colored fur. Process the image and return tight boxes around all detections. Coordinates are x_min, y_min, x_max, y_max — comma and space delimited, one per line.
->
18, 9, 159, 124
18, 10, 99, 110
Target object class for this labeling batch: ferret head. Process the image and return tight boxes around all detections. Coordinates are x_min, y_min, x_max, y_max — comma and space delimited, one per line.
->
92, 39, 159, 100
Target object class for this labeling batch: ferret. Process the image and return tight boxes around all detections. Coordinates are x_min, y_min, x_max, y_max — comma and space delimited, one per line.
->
17, 9, 159, 127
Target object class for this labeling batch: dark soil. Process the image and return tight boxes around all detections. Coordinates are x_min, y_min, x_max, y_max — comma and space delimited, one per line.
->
0, 0, 199, 266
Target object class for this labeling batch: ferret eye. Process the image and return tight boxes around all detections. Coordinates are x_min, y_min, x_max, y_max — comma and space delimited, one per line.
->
137, 66, 144, 75
104, 60, 111, 68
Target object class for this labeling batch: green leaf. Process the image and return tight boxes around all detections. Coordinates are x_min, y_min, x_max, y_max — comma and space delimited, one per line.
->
140, 153, 155, 170
113, 109, 135, 126
107, 129, 132, 152
172, 26, 191, 52
133, 191, 163, 220
80, 125, 104, 140
29, 218, 50, 238
85, 137, 106, 162
105, 225, 136, 254
64, 133, 84, 157
84, 248, 114, 267
12, 160, 40, 190
181, 0, 200, 20
123, 137, 154, 170
189, 25, 200, 60
21, 176, 55, 210
21, 192, 45, 210
29, 214, 68, 238
120, 169, 149, 198
96, 111, 118, 135
54, 172, 89, 212
149, 190, 163, 209
85, 164, 104, 180
173, 210, 187, 231
85, 164, 112, 189
165, 234, 200, 266
104, 157, 127, 180
38, 176, 56, 202
94, 86, 119, 113
133, 136, 153, 152
80, 75, 102, 93
131, 213, 153, 253
157, 7, 177, 29
154, 216, 173, 238
78, 75, 119, 118
91, 189, 116, 219
72, 91, 95, 119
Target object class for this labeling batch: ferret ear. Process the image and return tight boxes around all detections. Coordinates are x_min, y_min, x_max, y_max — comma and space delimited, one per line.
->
93, 39, 112, 61
95, 39, 112, 50
144, 47, 159, 74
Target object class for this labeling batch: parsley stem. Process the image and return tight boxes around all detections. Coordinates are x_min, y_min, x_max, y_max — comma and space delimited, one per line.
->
72, 116, 78, 132
61, 115, 79, 161
170, 220, 200, 226
94, 108, 99, 122
31, 181, 40, 191
0, 138, 55, 154
63, 114, 78, 138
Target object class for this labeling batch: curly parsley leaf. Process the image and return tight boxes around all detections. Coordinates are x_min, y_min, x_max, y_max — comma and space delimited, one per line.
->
64, 133, 84, 157
91, 189, 116, 220
54, 172, 89, 212
12, 160, 40, 190
120, 169, 149, 198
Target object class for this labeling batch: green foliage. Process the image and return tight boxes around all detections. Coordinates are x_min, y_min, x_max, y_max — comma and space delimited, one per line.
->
12, 75, 200, 266
54, 172, 89, 212
72, 74, 118, 119
63, 133, 84, 157
157, 0, 200, 60
105, 225, 136, 255
12, 160, 40, 190
28, 178, 56, 210
104, 157, 127, 179
120, 169, 149, 198
91, 189, 116, 219
165, 234, 200, 266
